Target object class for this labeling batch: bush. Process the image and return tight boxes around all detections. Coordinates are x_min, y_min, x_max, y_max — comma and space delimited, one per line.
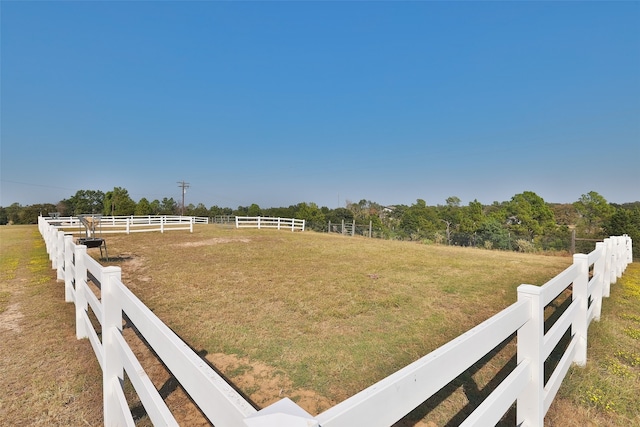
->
515, 239, 536, 253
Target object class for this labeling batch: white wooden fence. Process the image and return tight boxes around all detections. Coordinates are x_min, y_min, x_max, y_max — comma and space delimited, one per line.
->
44, 215, 208, 235
38, 215, 632, 427
235, 216, 305, 232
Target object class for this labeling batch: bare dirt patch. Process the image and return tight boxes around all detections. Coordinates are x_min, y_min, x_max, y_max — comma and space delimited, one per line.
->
205, 352, 335, 415
0, 302, 24, 333
176, 237, 251, 247
122, 321, 335, 425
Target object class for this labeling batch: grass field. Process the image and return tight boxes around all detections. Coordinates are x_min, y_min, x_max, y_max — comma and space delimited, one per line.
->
1, 224, 637, 426
0, 225, 102, 426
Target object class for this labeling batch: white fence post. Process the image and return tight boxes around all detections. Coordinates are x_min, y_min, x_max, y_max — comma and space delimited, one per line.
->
51, 227, 59, 269
102, 266, 126, 426
610, 237, 619, 284
42, 220, 55, 264
37, 220, 633, 427
603, 238, 613, 297
517, 284, 544, 427
592, 242, 606, 322
74, 244, 89, 339
615, 236, 625, 279
64, 235, 74, 302
572, 254, 589, 366
56, 230, 65, 281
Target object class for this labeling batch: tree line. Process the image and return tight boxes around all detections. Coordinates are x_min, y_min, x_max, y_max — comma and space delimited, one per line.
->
1, 187, 638, 254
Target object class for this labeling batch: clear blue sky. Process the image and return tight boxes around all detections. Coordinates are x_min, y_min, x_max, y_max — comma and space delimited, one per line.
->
1, 1, 639, 209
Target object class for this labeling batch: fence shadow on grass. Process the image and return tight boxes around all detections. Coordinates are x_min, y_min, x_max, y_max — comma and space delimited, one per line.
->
123, 315, 259, 424
398, 288, 575, 427
396, 334, 517, 427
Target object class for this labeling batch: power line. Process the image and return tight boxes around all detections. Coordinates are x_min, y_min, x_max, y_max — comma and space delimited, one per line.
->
177, 181, 190, 215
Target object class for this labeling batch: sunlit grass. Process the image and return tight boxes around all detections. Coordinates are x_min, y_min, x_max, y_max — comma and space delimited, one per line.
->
0, 225, 103, 426
5, 224, 633, 425
552, 263, 640, 426
104, 225, 572, 406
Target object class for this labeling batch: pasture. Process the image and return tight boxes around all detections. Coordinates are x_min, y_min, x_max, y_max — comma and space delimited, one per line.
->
103, 225, 572, 425
2, 224, 637, 426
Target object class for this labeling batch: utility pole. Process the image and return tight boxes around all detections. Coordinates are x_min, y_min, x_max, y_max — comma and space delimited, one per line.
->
177, 180, 190, 215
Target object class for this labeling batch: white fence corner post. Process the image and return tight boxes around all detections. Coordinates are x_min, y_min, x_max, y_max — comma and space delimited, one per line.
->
572, 253, 589, 366
74, 244, 89, 339
517, 284, 544, 427
63, 235, 74, 302
243, 398, 318, 427
101, 266, 125, 426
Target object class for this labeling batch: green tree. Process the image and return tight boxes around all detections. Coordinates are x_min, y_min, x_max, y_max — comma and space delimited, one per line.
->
234, 206, 249, 216
605, 205, 640, 245
346, 199, 383, 222
150, 200, 161, 215
295, 202, 325, 231
103, 187, 136, 216
477, 217, 512, 250
399, 199, 439, 240
454, 199, 487, 246
61, 190, 105, 215
446, 196, 461, 208
247, 203, 262, 217
506, 191, 555, 240
186, 203, 208, 217
135, 198, 152, 215
438, 196, 463, 244
263, 206, 296, 218
21, 204, 57, 224
209, 205, 233, 217
4, 203, 22, 224
574, 191, 615, 236
327, 207, 354, 224
550, 203, 579, 227
159, 198, 178, 215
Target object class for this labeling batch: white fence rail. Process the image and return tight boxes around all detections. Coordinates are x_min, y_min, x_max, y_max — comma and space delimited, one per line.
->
40, 217, 257, 427
235, 216, 305, 232
39, 215, 632, 427
43, 215, 208, 235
